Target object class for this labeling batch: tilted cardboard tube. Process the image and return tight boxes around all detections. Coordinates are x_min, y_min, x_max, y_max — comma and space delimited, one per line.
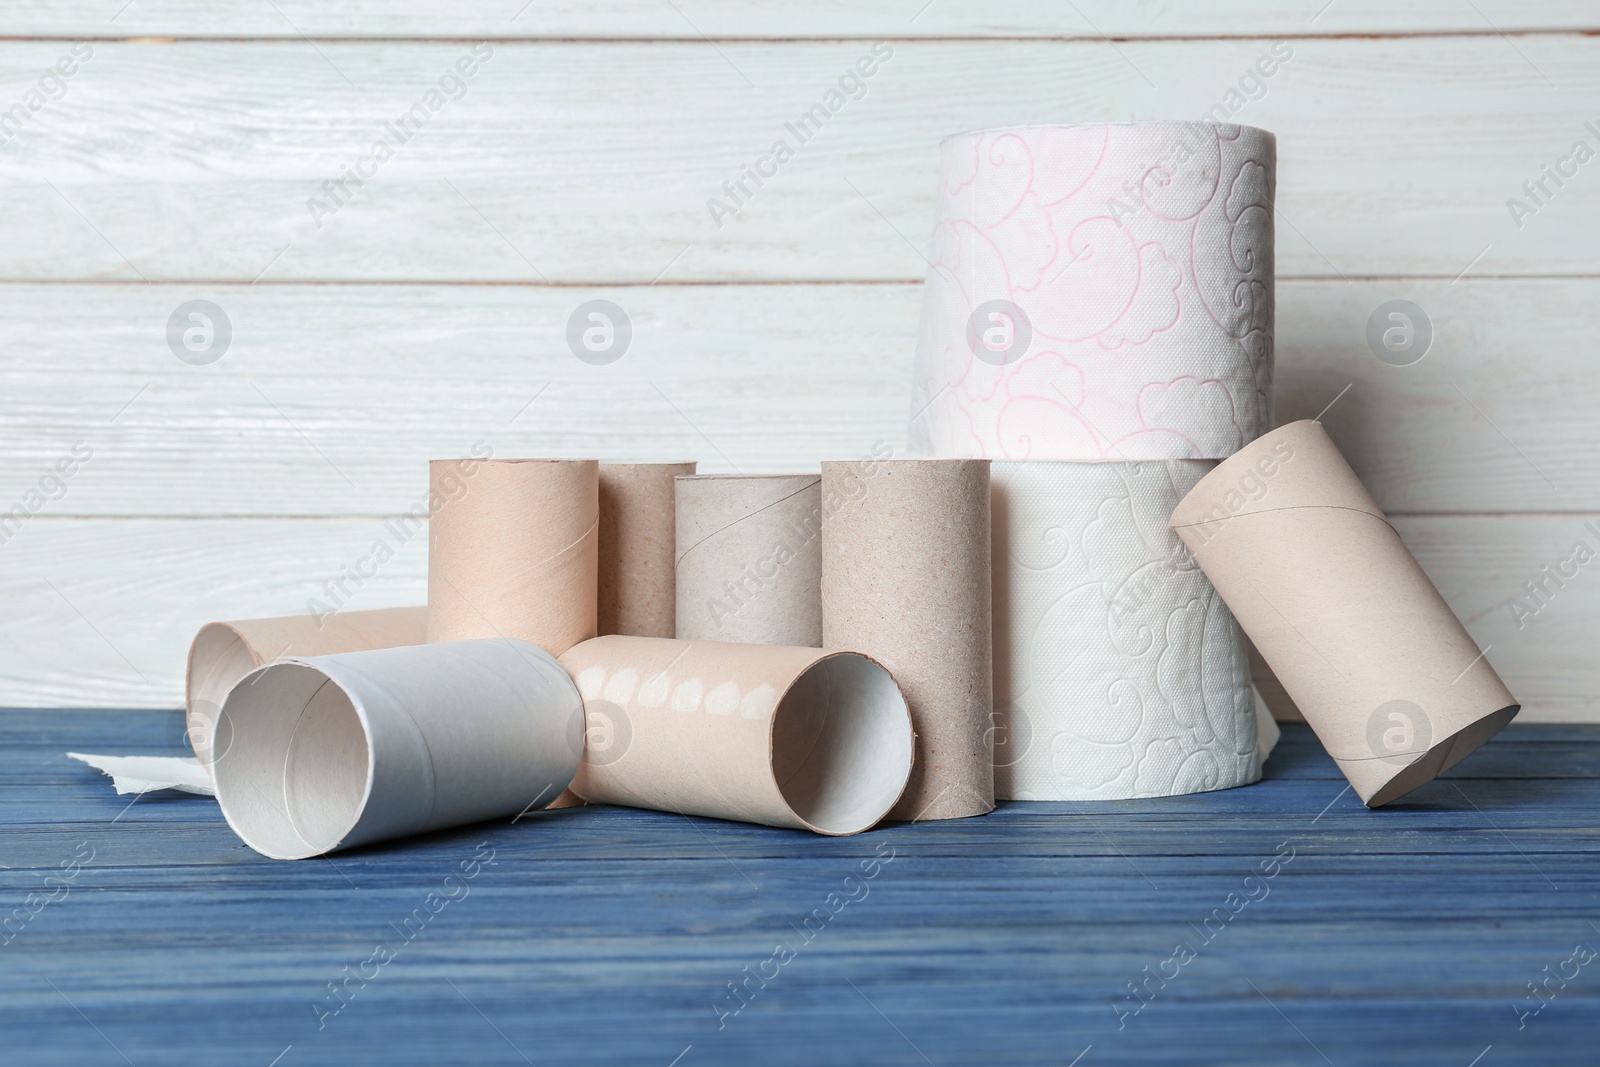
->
821, 459, 994, 821
212, 639, 582, 860
427, 459, 598, 654
558, 635, 914, 835
185, 606, 428, 771
1170, 420, 1518, 807
675, 474, 823, 646
599, 462, 696, 638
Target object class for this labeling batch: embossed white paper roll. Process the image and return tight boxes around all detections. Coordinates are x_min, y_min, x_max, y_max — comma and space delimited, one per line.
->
909, 122, 1275, 461
991, 460, 1260, 799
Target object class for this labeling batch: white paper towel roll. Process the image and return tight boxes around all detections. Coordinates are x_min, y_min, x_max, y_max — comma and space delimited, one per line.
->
909, 122, 1275, 461
992, 460, 1260, 799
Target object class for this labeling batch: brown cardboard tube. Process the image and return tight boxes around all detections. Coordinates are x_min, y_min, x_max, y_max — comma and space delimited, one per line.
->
427, 458, 598, 654
185, 606, 428, 771
212, 639, 582, 860
820, 459, 995, 821
1170, 420, 1519, 807
557, 635, 914, 835
599, 462, 696, 638
675, 474, 823, 645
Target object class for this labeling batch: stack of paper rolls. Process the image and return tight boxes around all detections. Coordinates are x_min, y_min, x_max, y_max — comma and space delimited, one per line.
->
908, 120, 1277, 800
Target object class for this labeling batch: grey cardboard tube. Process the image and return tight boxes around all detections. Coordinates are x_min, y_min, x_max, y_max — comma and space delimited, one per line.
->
212, 639, 582, 859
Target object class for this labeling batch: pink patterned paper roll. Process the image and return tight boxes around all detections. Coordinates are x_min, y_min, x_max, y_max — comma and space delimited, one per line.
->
908, 122, 1275, 461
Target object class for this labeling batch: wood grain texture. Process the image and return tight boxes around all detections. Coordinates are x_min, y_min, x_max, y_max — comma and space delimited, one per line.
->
0, 14, 1590, 715
1, 37, 1598, 281
0, 513, 1589, 715
0, 279, 1593, 516
3, 1, 1596, 39
1, 712, 1595, 1066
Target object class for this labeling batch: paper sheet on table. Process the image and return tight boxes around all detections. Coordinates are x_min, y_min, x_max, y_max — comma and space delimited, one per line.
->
68, 752, 215, 796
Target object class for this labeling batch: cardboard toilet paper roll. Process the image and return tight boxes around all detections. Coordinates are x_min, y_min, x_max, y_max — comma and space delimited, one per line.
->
908, 121, 1275, 461
675, 474, 823, 645
992, 460, 1260, 800
599, 462, 696, 638
428, 459, 598, 653
185, 606, 428, 771
558, 635, 913, 835
212, 639, 582, 860
1170, 420, 1519, 807
821, 459, 994, 821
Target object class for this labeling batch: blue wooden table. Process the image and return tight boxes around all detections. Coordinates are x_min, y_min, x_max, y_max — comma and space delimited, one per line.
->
2, 711, 1596, 1066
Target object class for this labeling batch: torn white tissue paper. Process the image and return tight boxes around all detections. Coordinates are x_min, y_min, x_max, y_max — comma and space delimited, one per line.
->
68, 752, 215, 796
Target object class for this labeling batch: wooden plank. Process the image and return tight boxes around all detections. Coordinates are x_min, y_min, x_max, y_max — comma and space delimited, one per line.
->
0, 514, 1591, 713
1, 278, 1595, 516
2, 37, 1598, 281
1, 712, 1595, 1066
3, 2, 1596, 39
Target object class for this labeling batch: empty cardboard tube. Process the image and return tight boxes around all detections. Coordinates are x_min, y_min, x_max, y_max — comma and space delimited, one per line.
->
599, 462, 697, 638
185, 606, 428, 771
821, 458, 994, 822
675, 474, 823, 646
1170, 420, 1519, 807
212, 639, 582, 860
557, 635, 914, 835
427, 458, 598, 654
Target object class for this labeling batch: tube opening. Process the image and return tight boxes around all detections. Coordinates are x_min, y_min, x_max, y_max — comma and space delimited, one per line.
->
770, 653, 913, 835
185, 623, 262, 769
212, 663, 372, 860
1366, 704, 1520, 808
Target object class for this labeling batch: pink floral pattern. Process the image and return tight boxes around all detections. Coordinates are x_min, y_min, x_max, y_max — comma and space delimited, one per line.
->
908, 122, 1275, 461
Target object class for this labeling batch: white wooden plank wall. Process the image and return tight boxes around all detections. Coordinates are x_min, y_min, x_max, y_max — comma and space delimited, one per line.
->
1, 4, 1596, 717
